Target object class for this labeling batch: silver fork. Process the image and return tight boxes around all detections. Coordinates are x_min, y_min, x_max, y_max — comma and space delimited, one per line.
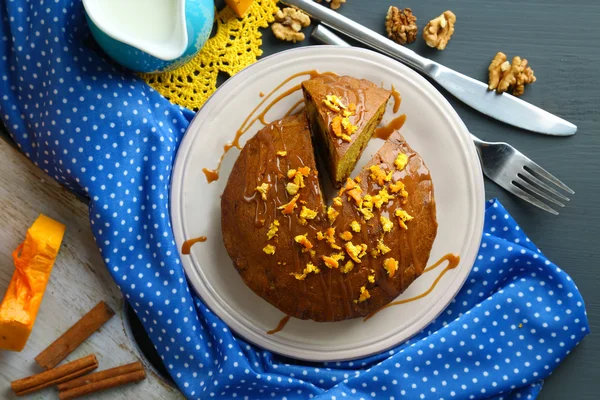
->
472, 135, 574, 215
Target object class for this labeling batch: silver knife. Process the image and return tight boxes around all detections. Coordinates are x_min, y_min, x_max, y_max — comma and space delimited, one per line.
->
283, 0, 577, 136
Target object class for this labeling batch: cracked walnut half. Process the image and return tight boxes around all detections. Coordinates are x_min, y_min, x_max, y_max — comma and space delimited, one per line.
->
272, 7, 311, 43
423, 10, 456, 50
386, 7, 418, 45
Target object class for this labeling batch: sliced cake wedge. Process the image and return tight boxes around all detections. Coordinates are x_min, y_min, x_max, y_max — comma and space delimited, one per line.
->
302, 75, 391, 187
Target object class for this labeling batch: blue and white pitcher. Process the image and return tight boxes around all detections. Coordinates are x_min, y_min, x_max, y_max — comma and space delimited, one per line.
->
83, 0, 215, 73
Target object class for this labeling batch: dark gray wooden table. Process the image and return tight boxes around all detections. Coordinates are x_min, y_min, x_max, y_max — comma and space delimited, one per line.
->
1, 0, 598, 398
259, 0, 600, 398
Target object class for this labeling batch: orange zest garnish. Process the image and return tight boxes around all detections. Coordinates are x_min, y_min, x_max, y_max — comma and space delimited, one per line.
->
294, 234, 313, 250
356, 286, 370, 303
341, 260, 355, 274
350, 220, 361, 233
377, 238, 391, 255
331, 115, 343, 138
383, 257, 399, 277
340, 231, 353, 241
291, 262, 320, 280
395, 208, 414, 230
339, 178, 357, 196
299, 206, 318, 221
263, 244, 276, 255
255, 183, 270, 201
395, 153, 409, 170
380, 216, 393, 233
347, 188, 363, 206
327, 206, 339, 224
369, 165, 392, 186
322, 255, 339, 269
278, 194, 300, 215
390, 181, 408, 201
297, 166, 311, 176
318, 227, 341, 250
266, 220, 280, 240
323, 94, 346, 112
344, 241, 363, 263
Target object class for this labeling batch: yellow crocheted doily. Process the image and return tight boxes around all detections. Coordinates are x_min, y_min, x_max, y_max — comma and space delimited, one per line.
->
141, 0, 279, 110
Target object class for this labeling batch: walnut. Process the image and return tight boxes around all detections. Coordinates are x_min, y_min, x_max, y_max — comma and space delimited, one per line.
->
315, 0, 346, 10
385, 7, 417, 45
272, 7, 311, 43
497, 57, 522, 94
488, 52, 510, 90
488, 53, 536, 97
423, 10, 456, 50
512, 58, 536, 96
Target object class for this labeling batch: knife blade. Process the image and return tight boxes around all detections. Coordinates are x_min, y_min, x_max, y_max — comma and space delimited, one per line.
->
284, 0, 577, 136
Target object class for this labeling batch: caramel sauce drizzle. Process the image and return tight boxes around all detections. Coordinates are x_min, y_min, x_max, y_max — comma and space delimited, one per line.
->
181, 236, 207, 255
202, 169, 219, 183
373, 114, 406, 140
243, 121, 285, 227
267, 315, 291, 335
258, 84, 303, 125
364, 253, 460, 321
424, 253, 459, 272
202, 70, 335, 183
267, 253, 461, 334
391, 84, 402, 114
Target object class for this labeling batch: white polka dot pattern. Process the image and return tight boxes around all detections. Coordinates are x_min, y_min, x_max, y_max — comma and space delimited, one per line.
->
0, 3, 590, 399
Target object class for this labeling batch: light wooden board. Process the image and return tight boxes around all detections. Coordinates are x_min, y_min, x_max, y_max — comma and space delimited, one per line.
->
0, 139, 181, 399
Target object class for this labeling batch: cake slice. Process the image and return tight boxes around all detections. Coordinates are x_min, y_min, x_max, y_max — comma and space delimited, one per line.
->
302, 75, 391, 187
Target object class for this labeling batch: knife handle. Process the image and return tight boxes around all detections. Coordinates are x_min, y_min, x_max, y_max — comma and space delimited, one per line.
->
311, 24, 350, 47
283, 0, 432, 74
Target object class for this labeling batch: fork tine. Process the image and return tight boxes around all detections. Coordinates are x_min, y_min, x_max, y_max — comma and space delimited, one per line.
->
514, 177, 566, 207
523, 163, 575, 194
518, 171, 570, 202
508, 182, 559, 215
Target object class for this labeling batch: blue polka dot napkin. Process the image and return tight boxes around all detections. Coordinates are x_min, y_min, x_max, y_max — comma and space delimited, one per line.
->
0, 2, 589, 399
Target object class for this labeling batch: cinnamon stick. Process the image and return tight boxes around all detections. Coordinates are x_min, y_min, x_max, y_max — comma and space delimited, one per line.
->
35, 301, 115, 370
57, 361, 144, 391
11, 354, 98, 396
58, 369, 146, 400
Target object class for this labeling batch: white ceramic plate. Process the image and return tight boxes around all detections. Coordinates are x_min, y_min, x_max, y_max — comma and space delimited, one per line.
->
171, 46, 484, 362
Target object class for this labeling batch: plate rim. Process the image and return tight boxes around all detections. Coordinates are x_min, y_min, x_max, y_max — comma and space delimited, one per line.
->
171, 45, 485, 361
